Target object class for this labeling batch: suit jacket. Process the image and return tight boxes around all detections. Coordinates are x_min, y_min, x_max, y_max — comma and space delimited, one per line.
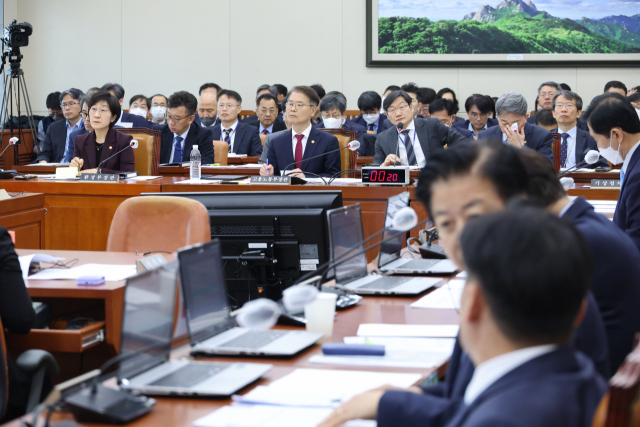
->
245, 116, 287, 134
120, 111, 150, 128
614, 145, 640, 253
453, 126, 475, 140
159, 122, 215, 165
442, 346, 606, 427
552, 128, 608, 169
267, 127, 340, 178
64, 127, 90, 163
73, 128, 135, 174
377, 292, 609, 427
210, 122, 263, 156
452, 118, 499, 135
259, 129, 287, 164
35, 119, 68, 163
373, 117, 467, 166
565, 197, 640, 372
348, 113, 392, 134
477, 123, 554, 163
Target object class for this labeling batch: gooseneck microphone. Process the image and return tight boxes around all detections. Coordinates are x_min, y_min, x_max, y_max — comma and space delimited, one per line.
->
557, 150, 601, 178
393, 122, 404, 166
281, 140, 360, 175
97, 139, 138, 174
0, 137, 19, 158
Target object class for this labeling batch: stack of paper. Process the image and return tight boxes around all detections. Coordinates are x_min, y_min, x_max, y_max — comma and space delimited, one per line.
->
26, 263, 137, 281
310, 336, 455, 369
18, 254, 65, 280
410, 280, 464, 310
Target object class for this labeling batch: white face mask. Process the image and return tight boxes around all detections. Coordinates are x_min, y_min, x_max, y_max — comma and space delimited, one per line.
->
598, 132, 624, 165
150, 106, 166, 121
363, 113, 380, 125
129, 107, 147, 118
323, 117, 342, 129
380, 97, 386, 114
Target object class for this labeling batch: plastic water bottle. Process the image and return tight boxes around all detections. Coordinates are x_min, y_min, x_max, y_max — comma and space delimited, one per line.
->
190, 145, 201, 180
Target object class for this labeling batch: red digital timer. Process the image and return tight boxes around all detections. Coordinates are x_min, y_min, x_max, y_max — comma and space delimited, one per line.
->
361, 166, 410, 186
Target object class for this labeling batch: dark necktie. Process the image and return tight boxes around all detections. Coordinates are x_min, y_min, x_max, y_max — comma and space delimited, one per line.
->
262, 129, 269, 135
294, 134, 304, 169
172, 136, 183, 163
368, 123, 375, 131
561, 133, 569, 167
224, 129, 231, 152
401, 129, 417, 166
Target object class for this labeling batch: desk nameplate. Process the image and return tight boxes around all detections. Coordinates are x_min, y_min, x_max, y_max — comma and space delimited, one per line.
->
80, 173, 120, 183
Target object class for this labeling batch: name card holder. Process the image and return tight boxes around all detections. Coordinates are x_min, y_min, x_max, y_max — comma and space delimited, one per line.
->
591, 179, 620, 189
249, 176, 307, 185
55, 167, 78, 179
80, 173, 120, 183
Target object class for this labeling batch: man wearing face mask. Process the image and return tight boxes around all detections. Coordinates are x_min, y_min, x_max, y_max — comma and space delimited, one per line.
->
197, 92, 220, 128
316, 94, 373, 156
349, 91, 391, 135
128, 94, 150, 120
34, 91, 63, 155
583, 92, 640, 251
428, 99, 475, 140
149, 94, 168, 127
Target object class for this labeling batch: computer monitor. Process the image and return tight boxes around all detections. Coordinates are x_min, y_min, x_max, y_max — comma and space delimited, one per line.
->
378, 192, 410, 268
144, 191, 343, 307
326, 204, 368, 284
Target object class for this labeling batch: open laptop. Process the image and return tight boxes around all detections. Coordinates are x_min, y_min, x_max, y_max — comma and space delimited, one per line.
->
326, 204, 442, 295
177, 239, 324, 357
378, 192, 457, 275
117, 264, 272, 397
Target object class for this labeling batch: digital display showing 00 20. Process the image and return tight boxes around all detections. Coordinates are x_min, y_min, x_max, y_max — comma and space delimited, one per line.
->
362, 167, 407, 185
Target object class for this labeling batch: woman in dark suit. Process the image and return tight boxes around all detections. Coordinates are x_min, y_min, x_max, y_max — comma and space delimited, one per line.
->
69, 91, 135, 174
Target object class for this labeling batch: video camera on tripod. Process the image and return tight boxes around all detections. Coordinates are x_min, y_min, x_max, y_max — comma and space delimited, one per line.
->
2, 20, 32, 68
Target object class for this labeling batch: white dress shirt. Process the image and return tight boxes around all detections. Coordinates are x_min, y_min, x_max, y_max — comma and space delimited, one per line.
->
291, 123, 312, 159
558, 126, 578, 169
169, 127, 190, 163
221, 121, 239, 152
464, 344, 557, 405
468, 122, 487, 136
115, 111, 133, 128
397, 119, 426, 167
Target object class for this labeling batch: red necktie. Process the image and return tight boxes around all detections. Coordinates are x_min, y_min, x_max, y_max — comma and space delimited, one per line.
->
294, 134, 304, 169
262, 129, 269, 135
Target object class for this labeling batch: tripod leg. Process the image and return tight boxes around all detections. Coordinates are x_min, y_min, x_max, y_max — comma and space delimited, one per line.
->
0, 74, 13, 166
18, 74, 37, 155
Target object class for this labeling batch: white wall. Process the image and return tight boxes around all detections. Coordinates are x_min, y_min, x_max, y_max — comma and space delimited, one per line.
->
8, 0, 639, 116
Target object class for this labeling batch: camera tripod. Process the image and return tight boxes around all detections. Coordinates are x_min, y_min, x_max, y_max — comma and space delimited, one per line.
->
0, 49, 37, 166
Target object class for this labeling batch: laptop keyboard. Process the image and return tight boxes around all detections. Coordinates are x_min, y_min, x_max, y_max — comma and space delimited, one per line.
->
359, 276, 411, 290
218, 330, 287, 349
149, 363, 229, 388
398, 259, 441, 270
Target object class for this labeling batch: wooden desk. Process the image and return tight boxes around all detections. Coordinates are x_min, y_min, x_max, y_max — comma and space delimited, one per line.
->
0, 193, 46, 249
4, 275, 458, 427
565, 170, 620, 184
159, 165, 262, 177
0, 177, 175, 251
568, 185, 620, 201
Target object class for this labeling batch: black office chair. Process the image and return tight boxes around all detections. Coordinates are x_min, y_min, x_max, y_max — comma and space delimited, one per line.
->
0, 317, 59, 417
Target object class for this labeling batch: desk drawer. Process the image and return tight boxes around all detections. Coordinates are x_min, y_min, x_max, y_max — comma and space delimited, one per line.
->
5, 321, 106, 353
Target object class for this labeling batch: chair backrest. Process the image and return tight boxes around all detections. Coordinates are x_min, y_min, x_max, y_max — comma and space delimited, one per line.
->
106, 196, 211, 253
259, 134, 267, 146
115, 127, 161, 176
0, 318, 7, 420
551, 132, 561, 173
345, 110, 360, 121
240, 110, 256, 120
212, 141, 229, 165
319, 128, 358, 178
591, 336, 640, 427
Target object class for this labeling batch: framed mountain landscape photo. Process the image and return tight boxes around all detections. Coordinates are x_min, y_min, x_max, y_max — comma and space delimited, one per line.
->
366, 0, 640, 67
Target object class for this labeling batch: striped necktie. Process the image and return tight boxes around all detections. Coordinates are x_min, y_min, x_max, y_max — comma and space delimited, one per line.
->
401, 129, 417, 166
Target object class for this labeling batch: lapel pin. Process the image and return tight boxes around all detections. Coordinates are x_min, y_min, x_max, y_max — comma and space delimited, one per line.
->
311, 140, 315, 144
109, 146, 112, 149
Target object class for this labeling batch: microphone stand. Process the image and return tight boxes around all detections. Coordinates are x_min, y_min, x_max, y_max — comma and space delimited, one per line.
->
557, 160, 589, 178
281, 144, 356, 177
97, 143, 134, 174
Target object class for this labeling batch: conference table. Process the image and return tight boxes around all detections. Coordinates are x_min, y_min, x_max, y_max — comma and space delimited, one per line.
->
4, 248, 459, 427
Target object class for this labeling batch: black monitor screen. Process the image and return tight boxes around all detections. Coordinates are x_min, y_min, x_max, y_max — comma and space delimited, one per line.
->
327, 204, 368, 284
378, 192, 410, 267
177, 240, 233, 344
119, 264, 177, 382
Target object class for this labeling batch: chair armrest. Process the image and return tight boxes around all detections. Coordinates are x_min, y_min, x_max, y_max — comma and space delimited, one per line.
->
16, 349, 59, 376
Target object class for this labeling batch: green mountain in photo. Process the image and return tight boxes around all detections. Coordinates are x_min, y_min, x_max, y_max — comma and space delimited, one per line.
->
378, 0, 640, 54
578, 18, 640, 48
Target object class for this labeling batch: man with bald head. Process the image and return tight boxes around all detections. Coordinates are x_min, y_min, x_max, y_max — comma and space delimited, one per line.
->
198, 92, 220, 128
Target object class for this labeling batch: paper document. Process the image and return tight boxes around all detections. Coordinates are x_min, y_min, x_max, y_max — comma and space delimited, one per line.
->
357, 324, 459, 338
411, 280, 464, 309
27, 263, 137, 282
205, 165, 237, 168
18, 254, 65, 280
25, 162, 68, 166
456, 271, 467, 278
233, 368, 421, 408
310, 336, 455, 369
125, 176, 162, 181
43, 176, 79, 181
175, 179, 221, 184
236, 164, 263, 168
228, 153, 247, 158
193, 404, 375, 427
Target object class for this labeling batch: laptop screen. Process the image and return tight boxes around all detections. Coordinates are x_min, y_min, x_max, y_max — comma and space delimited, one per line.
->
119, 263, 178, 382
177, 240, 234, 345
378, 192, 411, 268
327, 204, 368, 284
